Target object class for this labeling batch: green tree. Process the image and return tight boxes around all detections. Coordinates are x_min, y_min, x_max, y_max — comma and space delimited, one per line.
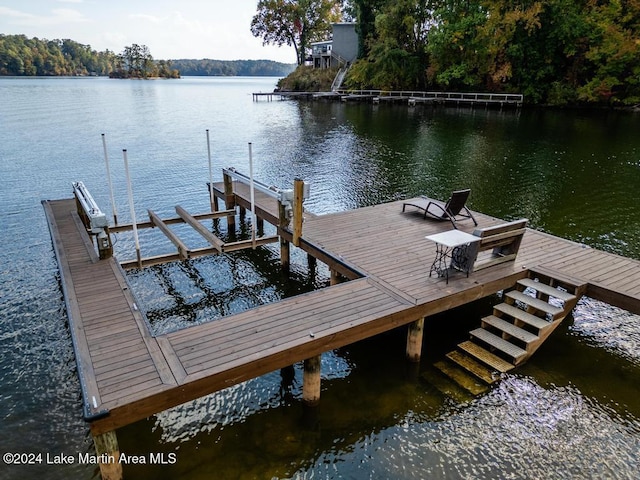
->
348, 0, 433, 90
251, 0, 342, 65
118, 43, 154, 78
349, 0, 387, 58
110, 44, 179, 78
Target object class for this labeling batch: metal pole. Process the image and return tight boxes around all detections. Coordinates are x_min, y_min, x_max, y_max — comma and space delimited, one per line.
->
102, 133, 118, 225
206, 129, 214, 211
122, 149, 142, 268
248, 142, 257, 249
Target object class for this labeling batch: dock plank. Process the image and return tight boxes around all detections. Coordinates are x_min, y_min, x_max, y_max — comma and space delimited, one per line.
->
43, 199, 177, 422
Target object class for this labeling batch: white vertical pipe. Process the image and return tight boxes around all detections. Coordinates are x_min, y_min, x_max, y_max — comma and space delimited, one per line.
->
248, 142, 257, 249
122, 149, 141, 267
206, 129, 214, 211
101, 133, 119, 225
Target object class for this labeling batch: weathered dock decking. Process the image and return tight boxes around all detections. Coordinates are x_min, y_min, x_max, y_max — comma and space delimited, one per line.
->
43, 185, 640, 478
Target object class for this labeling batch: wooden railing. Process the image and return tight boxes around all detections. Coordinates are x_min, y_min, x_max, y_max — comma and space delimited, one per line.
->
335, 89, 523, 105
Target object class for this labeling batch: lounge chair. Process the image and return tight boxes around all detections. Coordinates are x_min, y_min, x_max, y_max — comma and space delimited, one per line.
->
402, 189, 478, 229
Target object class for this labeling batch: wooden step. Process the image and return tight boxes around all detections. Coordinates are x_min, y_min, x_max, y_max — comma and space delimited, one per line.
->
517, 278, 576, 302
505, 290, 564, 317
470, 328, 527, 363
493, 303, 549, 331
527, 266, 587, 293
446, 350, 499, 384
421, 367, 475, 404
434, 360, 489, 396
458, 341, 514, 373
481, 315, 539, 344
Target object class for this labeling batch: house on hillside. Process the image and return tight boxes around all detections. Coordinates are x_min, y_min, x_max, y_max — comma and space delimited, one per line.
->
310, 23, 358, 69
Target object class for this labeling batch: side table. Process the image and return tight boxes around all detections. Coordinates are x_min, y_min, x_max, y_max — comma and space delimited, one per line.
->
425, 230, 481, 284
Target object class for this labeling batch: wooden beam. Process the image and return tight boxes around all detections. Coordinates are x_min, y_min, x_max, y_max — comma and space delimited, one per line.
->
292, 178, 304, 247
148, 209, 190, 260
110, 209, 235, 233
121, 253, 182, 270
119, 237, 278, 270
223, 171, 236, 231
223, 236, 279, 252
279, 201, 290, 272
587, 282, 640, 316
176, 205, 224, 253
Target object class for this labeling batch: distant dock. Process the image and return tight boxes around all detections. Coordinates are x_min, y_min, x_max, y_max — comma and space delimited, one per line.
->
44, 169, 639, 479
254, 89, 524, 107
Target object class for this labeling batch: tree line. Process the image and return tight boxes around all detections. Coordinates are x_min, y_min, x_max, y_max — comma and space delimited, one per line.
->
170, 59, 295, 76
252, 0, 640, 106
0, 34, 116, 76
0, 34, 177, 78
0, 34, 293, 79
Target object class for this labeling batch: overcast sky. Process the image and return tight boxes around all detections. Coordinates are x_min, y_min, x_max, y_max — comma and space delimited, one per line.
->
0, 0, 296, 63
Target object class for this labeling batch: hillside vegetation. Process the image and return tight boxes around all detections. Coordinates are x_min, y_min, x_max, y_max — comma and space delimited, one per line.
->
276, 66, 338, 91
170, 59, 295, 76
0, 34, 115, 76
0, 34, 295, 78
347, 0, 640, 106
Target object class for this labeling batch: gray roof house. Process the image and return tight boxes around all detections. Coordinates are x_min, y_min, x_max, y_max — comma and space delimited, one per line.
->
310, 23, 358, 69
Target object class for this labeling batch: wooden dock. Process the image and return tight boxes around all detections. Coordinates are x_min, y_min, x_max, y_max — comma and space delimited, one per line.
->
255, 89, 524, 107
43, 180, 640, 479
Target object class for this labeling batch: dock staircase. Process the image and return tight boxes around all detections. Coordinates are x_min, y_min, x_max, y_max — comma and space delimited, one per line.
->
331, 62, 350, 92
432, 270, 586, 395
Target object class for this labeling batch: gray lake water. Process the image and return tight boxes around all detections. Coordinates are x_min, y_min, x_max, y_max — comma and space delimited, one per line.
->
1, 76, 639, 479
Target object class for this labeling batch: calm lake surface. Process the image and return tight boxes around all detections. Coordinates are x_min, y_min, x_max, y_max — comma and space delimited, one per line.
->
1, 76, 639, 479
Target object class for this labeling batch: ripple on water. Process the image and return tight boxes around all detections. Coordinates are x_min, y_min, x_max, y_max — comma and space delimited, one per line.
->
291, 376, 640, 479
152, 352, 352, 444
570, 297, 640, 365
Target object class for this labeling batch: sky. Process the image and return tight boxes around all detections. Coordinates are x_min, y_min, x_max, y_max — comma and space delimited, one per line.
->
0, 0, 296, 63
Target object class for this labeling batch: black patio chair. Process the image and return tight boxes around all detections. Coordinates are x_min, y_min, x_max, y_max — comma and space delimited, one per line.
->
402, 189, 478, 229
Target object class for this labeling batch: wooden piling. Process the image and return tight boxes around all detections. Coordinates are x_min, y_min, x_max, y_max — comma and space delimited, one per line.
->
406, 318, 425, 362
308, 254, 317, 276
303, 354, 321, 406
278, 201, 290, 272
93, 430, 122, 480
223, 171, 236, 231
292, 178, 304, 247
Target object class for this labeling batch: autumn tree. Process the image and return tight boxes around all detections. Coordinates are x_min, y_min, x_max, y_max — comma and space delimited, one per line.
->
347, 0, 640, 105
251, 0, 343, 65
578, 0, 640, 104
